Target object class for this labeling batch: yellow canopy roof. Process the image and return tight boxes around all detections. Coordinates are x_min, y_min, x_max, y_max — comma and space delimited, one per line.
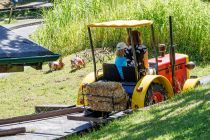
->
88, 20, 153, 28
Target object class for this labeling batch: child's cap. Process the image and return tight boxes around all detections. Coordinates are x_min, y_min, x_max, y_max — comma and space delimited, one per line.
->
116, 42, 127, 51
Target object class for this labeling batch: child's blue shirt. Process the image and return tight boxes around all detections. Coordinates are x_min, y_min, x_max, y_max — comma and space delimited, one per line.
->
115, 56, 127, 79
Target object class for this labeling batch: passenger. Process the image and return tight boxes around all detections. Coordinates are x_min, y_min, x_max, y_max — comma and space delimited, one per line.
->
125, 30, 149, 74
115, 42, 127, 80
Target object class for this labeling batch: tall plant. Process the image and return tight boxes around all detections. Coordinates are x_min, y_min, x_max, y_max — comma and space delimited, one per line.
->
33, 0, 209, 62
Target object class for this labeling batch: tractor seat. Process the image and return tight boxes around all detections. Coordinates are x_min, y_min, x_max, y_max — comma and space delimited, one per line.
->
103, 63, 136, 95
122, 66, 137, 82
103, 63, 122, 81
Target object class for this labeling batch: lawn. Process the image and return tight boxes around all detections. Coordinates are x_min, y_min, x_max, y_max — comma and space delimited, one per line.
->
0, 55, 209, 119
0, 55, 93, 118
70, 84, 210, 140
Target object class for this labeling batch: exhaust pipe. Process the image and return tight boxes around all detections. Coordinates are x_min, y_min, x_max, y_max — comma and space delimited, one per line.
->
169, 16, 176, 92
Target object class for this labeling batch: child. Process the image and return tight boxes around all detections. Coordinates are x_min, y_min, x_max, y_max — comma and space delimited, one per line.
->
115, 42, 127, 80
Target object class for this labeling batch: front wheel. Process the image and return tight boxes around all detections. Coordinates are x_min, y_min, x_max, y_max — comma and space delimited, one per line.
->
144, 83, 168, 106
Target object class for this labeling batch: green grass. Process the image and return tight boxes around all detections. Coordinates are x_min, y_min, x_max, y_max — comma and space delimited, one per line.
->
0, 9, 43, 18
191, 63, 210, 77
0, 55, 209, 119
33, 0, 210, 62
0, 55, 93, 118
70, 84, 210, 140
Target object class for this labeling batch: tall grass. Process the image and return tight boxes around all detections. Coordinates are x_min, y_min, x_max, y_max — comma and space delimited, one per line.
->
33, 0, 209, 62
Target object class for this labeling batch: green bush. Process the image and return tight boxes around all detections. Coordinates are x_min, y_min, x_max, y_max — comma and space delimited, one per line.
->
33, 0, 209, 62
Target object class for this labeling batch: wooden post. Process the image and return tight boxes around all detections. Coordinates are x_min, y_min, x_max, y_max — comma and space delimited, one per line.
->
8, 0, 16, 24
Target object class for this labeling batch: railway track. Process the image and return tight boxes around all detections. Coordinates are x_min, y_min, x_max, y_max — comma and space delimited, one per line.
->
0, 105, 129, 140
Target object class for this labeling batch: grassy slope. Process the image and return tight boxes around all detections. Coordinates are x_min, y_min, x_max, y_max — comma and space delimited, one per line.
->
0, 55, 92, 118
71, 84, 210, 140
0, 56, 209, 119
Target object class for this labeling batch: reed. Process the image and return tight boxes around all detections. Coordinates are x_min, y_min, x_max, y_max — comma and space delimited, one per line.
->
33, 0, 209, 62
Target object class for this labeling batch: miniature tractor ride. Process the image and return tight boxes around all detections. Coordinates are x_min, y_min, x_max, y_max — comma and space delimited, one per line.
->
77, 17, 200, 114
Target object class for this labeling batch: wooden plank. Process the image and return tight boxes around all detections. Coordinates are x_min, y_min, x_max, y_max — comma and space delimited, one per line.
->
0, 127, 26, 137
67, 115, 106, 123
0, 107, 84, 125
35, 104, 76, 113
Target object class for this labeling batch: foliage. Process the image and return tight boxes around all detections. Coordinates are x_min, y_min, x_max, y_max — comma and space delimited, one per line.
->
33, 0, 209, 62
0, 9, 43, 19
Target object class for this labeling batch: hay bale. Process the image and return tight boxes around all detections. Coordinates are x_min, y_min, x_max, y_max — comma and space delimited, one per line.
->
87, 99, 128, 112
84, 82, 125, 97
83, 82, 128, 112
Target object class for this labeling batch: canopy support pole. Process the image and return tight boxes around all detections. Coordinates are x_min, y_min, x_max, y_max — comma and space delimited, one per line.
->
127, 28, 139, 81
88, 27, 97, 81
151, 24, 158, 74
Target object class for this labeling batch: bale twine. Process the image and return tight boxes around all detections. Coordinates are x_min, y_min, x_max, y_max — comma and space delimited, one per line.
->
83, 82, 128, 112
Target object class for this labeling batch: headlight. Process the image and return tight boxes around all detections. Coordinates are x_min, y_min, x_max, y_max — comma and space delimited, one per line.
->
186, 61, 195, 70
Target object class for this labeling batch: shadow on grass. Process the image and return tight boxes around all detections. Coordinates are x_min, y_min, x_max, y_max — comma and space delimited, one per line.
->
44, 70, 53, 74
76, 87, 210, 140
70, 69, 77, 73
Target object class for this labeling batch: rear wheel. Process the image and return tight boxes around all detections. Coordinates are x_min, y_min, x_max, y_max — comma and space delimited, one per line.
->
144, 83, 167, 106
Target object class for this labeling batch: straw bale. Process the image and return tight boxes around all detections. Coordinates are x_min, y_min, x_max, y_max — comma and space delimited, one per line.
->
86, 94, 126, 103
84, 82, 125, 97
83, 82, 128, 112
87, 99, 127, 112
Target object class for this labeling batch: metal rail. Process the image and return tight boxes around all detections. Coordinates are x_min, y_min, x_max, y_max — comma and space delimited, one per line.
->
35, 104, 76, 113
67, 116, 107, 123
0, 107, 83, 125
0, 127, 26, 137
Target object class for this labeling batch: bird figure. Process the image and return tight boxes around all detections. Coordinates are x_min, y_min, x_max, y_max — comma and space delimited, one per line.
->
49, 58, 65, 71
71, 55, 85, 70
